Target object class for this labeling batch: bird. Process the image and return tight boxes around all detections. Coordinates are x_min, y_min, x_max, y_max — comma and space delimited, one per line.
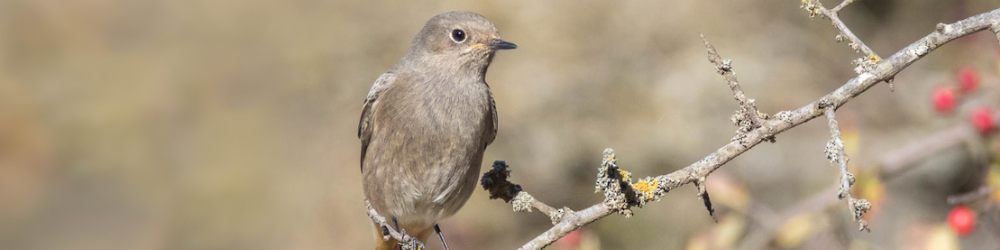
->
358, 11, 516, 250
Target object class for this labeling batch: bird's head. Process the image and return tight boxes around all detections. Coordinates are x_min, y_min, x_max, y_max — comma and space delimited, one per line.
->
408, 11, 517, 74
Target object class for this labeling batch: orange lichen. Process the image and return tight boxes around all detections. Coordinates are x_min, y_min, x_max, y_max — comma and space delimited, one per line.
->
618, 169, 632, 183
632, 178, 659, 199
869, 55, 881, 63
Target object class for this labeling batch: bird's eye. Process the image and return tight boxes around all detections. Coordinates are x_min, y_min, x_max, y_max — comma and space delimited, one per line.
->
450, 29, 466, 43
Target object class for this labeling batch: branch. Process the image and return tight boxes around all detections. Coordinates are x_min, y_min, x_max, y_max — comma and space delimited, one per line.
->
485, 8, 1000, 250
948, 186, 999, 205
879, 124, 978, 178
365, 200, 425, 250
742, 109, 998, 249
823, 108, 871, 231
737, 185, 840, 250
511, 192, 572, 223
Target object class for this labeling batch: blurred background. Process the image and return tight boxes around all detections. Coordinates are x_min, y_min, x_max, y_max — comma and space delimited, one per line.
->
2, 0, 1000, 249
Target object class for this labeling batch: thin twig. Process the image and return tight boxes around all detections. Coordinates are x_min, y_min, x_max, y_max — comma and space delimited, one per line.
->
701, 34, 765, 137
824, 108, 871, 231
511, 192, 570, 224
811, 0, 880, 60
510, 8, 1000, 250
482, 161, 572, 224
804, 0, 886, 91
737, 185, 840, 250
831, 0, 854, 14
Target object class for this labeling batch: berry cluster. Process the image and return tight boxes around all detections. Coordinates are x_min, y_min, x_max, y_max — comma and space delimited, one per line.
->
933, 65, 1000, 238
931, 66, 995, 135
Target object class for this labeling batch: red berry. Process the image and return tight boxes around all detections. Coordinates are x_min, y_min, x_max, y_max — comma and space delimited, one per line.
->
971, 107, 995, 134
556, 230, 582, 248
948, 205, 976, 236
932, 86, 957, 113
958, 67, 979, 93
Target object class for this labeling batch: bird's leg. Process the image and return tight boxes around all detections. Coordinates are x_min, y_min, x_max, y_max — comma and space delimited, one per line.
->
434, 224, 450, 250
392, 217, 402, 250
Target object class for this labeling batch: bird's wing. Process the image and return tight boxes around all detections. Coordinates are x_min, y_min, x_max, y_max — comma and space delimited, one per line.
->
359, 72, 396, 172
484, 90, 497, 147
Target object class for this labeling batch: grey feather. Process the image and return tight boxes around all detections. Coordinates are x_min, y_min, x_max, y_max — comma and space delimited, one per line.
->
358, 11, 513, 242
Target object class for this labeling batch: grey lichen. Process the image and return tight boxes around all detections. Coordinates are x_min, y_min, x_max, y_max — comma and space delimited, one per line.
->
718, 59, 733, 72
512, 192, 534, 213
824, 137, 845, 163
595, 148, 636, 217
594, 149, 676, 217
851, 57, 876, 74
775, 110, 794, 123
550, 207, 573, 224
851, 198, 872, 231
398, 231, 425, 250
801, 0, 822, 18
912, 44, 929, 56
852, 199, 872, 219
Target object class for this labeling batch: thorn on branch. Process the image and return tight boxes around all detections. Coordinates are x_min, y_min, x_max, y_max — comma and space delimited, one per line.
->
694, 177, 717, 222
991, 25, 1000, 47
481, 160, 522, 203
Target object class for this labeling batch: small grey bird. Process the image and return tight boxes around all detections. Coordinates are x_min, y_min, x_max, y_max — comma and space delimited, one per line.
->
358, 11, 516, 250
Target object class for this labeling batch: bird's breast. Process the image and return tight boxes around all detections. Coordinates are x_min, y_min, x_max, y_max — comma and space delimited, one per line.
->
364, 78, 492, 225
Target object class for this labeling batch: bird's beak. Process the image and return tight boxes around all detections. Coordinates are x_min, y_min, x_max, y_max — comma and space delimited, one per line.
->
489, 38, 518, 50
